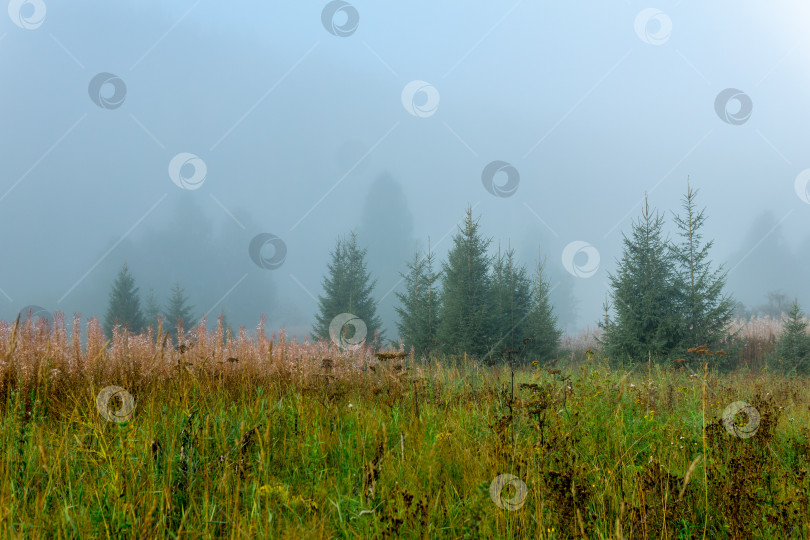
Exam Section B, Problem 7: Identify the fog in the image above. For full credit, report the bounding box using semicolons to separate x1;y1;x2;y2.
2;1;809;339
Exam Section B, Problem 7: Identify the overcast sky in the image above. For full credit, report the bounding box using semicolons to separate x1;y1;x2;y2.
2;1;809;338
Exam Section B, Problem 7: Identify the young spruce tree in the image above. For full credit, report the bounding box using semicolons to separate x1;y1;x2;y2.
490;246;533;354
525;254;562;362
670;181;735;355
312;232;383;342
775;299;810;375
104;263;146;338
163;282;197;337
395;246;441;357
437;207;493;359
602;195;678;363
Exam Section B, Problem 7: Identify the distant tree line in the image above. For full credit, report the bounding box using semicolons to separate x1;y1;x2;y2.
311;207;562;362
100;181;810;375
103;263;231;341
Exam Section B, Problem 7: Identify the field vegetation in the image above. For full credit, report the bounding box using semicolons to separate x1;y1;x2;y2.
1;315;809;538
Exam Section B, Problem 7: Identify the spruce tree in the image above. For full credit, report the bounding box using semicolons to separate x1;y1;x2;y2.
775;299;810;375
163;283;197;336
490;246;533;353
312;232;383;342
603;195;678;363
104;263;146;338
670;182;734;353
437;207;494;359
395;246;440;357
525;254;562;362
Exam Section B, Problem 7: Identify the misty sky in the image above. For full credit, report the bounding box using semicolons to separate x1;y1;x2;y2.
2;1;809;339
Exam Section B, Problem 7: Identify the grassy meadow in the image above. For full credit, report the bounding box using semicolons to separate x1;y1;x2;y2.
1;315;809;538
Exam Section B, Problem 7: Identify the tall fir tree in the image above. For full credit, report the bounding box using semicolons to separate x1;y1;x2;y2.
437;207;494;359
490;246;533;353
395;245;441;357
312;232;383;342
104;263;146;338
601;195;678;363
670;181;735;353
775;299;810;375
525;254;562;362
163;282;197;337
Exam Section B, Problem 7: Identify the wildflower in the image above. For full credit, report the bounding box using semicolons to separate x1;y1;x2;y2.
348;403;354;410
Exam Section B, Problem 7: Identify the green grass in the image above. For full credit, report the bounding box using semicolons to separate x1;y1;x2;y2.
2;349;810;539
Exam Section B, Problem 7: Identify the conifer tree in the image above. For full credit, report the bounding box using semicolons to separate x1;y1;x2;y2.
437;207;494;358
490;246;533;353
602;195;678;362
775;299;810;375
670;182;734;353
163;282;197;336
395;246;441;357
312;232;383;342
104;263;146;338
525;254;562;362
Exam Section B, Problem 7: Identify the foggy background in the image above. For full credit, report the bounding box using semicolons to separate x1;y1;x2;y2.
1;1;809;340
